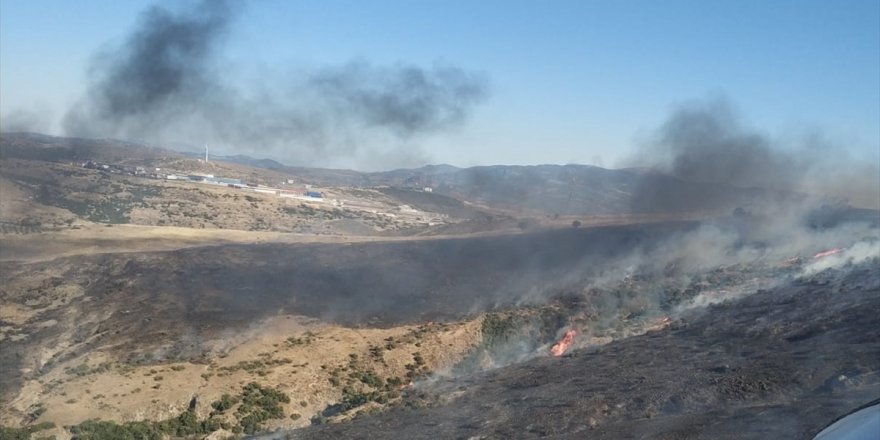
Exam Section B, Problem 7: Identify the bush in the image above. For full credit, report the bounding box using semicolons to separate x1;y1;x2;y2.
358;370;384;389
68;382;290;438
234;382;290;434
481;313;517;347
0;426;29;440
412;353;425;366
211;394;240;413
69;419;164;440
0;424;56;440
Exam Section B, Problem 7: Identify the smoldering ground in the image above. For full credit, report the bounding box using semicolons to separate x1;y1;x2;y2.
62;0;488;169
452;96;880;373
433;215;878;380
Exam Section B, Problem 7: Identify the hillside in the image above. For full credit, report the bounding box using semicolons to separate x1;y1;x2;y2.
1;132;803;233
278;261;880;440
1;132;878;439
3;213;876;439
0;133;509;236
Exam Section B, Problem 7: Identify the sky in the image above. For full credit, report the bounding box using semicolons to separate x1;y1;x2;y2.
1;0;878;170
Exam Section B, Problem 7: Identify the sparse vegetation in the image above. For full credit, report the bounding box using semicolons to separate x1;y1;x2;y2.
210;393;240;413
65;382;289;438
68;409;226;440
215;357;293;375
234;382;291;434
412;352;425;366
65;362;112;377
368;345;385;361
0;422;55;440
481;313;518;347
285;334;315;346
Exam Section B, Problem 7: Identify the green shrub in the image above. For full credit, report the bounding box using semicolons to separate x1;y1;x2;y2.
210;394;239;413
68;382;286;438
0;427;28;440
412;353;425;366
481;313;517;347
233;382;290;434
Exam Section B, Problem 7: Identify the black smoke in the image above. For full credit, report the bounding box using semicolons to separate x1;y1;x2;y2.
64;0;233;139
631;97;879;210
89;0;231;120
651;99;795;189
64;0;488;168
311;61;487;136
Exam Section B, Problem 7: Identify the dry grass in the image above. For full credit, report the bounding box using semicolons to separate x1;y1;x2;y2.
1;314;482;437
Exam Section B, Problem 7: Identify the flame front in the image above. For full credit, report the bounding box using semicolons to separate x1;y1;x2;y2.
646;316;672;332
550;330;577;357
813;248;842;259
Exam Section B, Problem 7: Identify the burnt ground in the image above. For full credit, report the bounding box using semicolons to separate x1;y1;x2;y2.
0;222;697;403
274;262;880;440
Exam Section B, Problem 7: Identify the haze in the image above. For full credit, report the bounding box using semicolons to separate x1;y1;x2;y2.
1;0;878;171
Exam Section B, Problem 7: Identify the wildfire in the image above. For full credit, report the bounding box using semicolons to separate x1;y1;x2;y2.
550;330;577;357
645;316;672;332
781;256;802;266
813;248;842;259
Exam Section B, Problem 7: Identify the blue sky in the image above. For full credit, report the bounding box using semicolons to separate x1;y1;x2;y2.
1;0;878;169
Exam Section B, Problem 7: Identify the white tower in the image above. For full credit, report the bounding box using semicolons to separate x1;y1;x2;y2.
205;143;209;163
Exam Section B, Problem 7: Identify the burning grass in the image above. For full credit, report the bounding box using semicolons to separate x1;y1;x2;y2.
291;258;880;440
442;249;835;377
2;212;876;438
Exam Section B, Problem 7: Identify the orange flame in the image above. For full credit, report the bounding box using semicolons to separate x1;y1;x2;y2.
646;316;672;332
813;248;842;259
550;330;577;357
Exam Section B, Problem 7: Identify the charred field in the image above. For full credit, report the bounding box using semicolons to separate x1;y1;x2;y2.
0;222;694;401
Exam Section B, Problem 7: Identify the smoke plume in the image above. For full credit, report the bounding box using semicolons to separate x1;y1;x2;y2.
63;0;488;168
1;106;54;134
632;97;879;209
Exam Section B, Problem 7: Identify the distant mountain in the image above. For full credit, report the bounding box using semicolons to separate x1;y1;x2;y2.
0;132;801;216
188;153;287;170
255;161;783;216
365;163;781;215
0;131;182;164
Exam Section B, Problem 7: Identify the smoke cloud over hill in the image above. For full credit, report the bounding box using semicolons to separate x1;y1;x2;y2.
632;97;879;209
0;106;53;134
63;0;488;168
